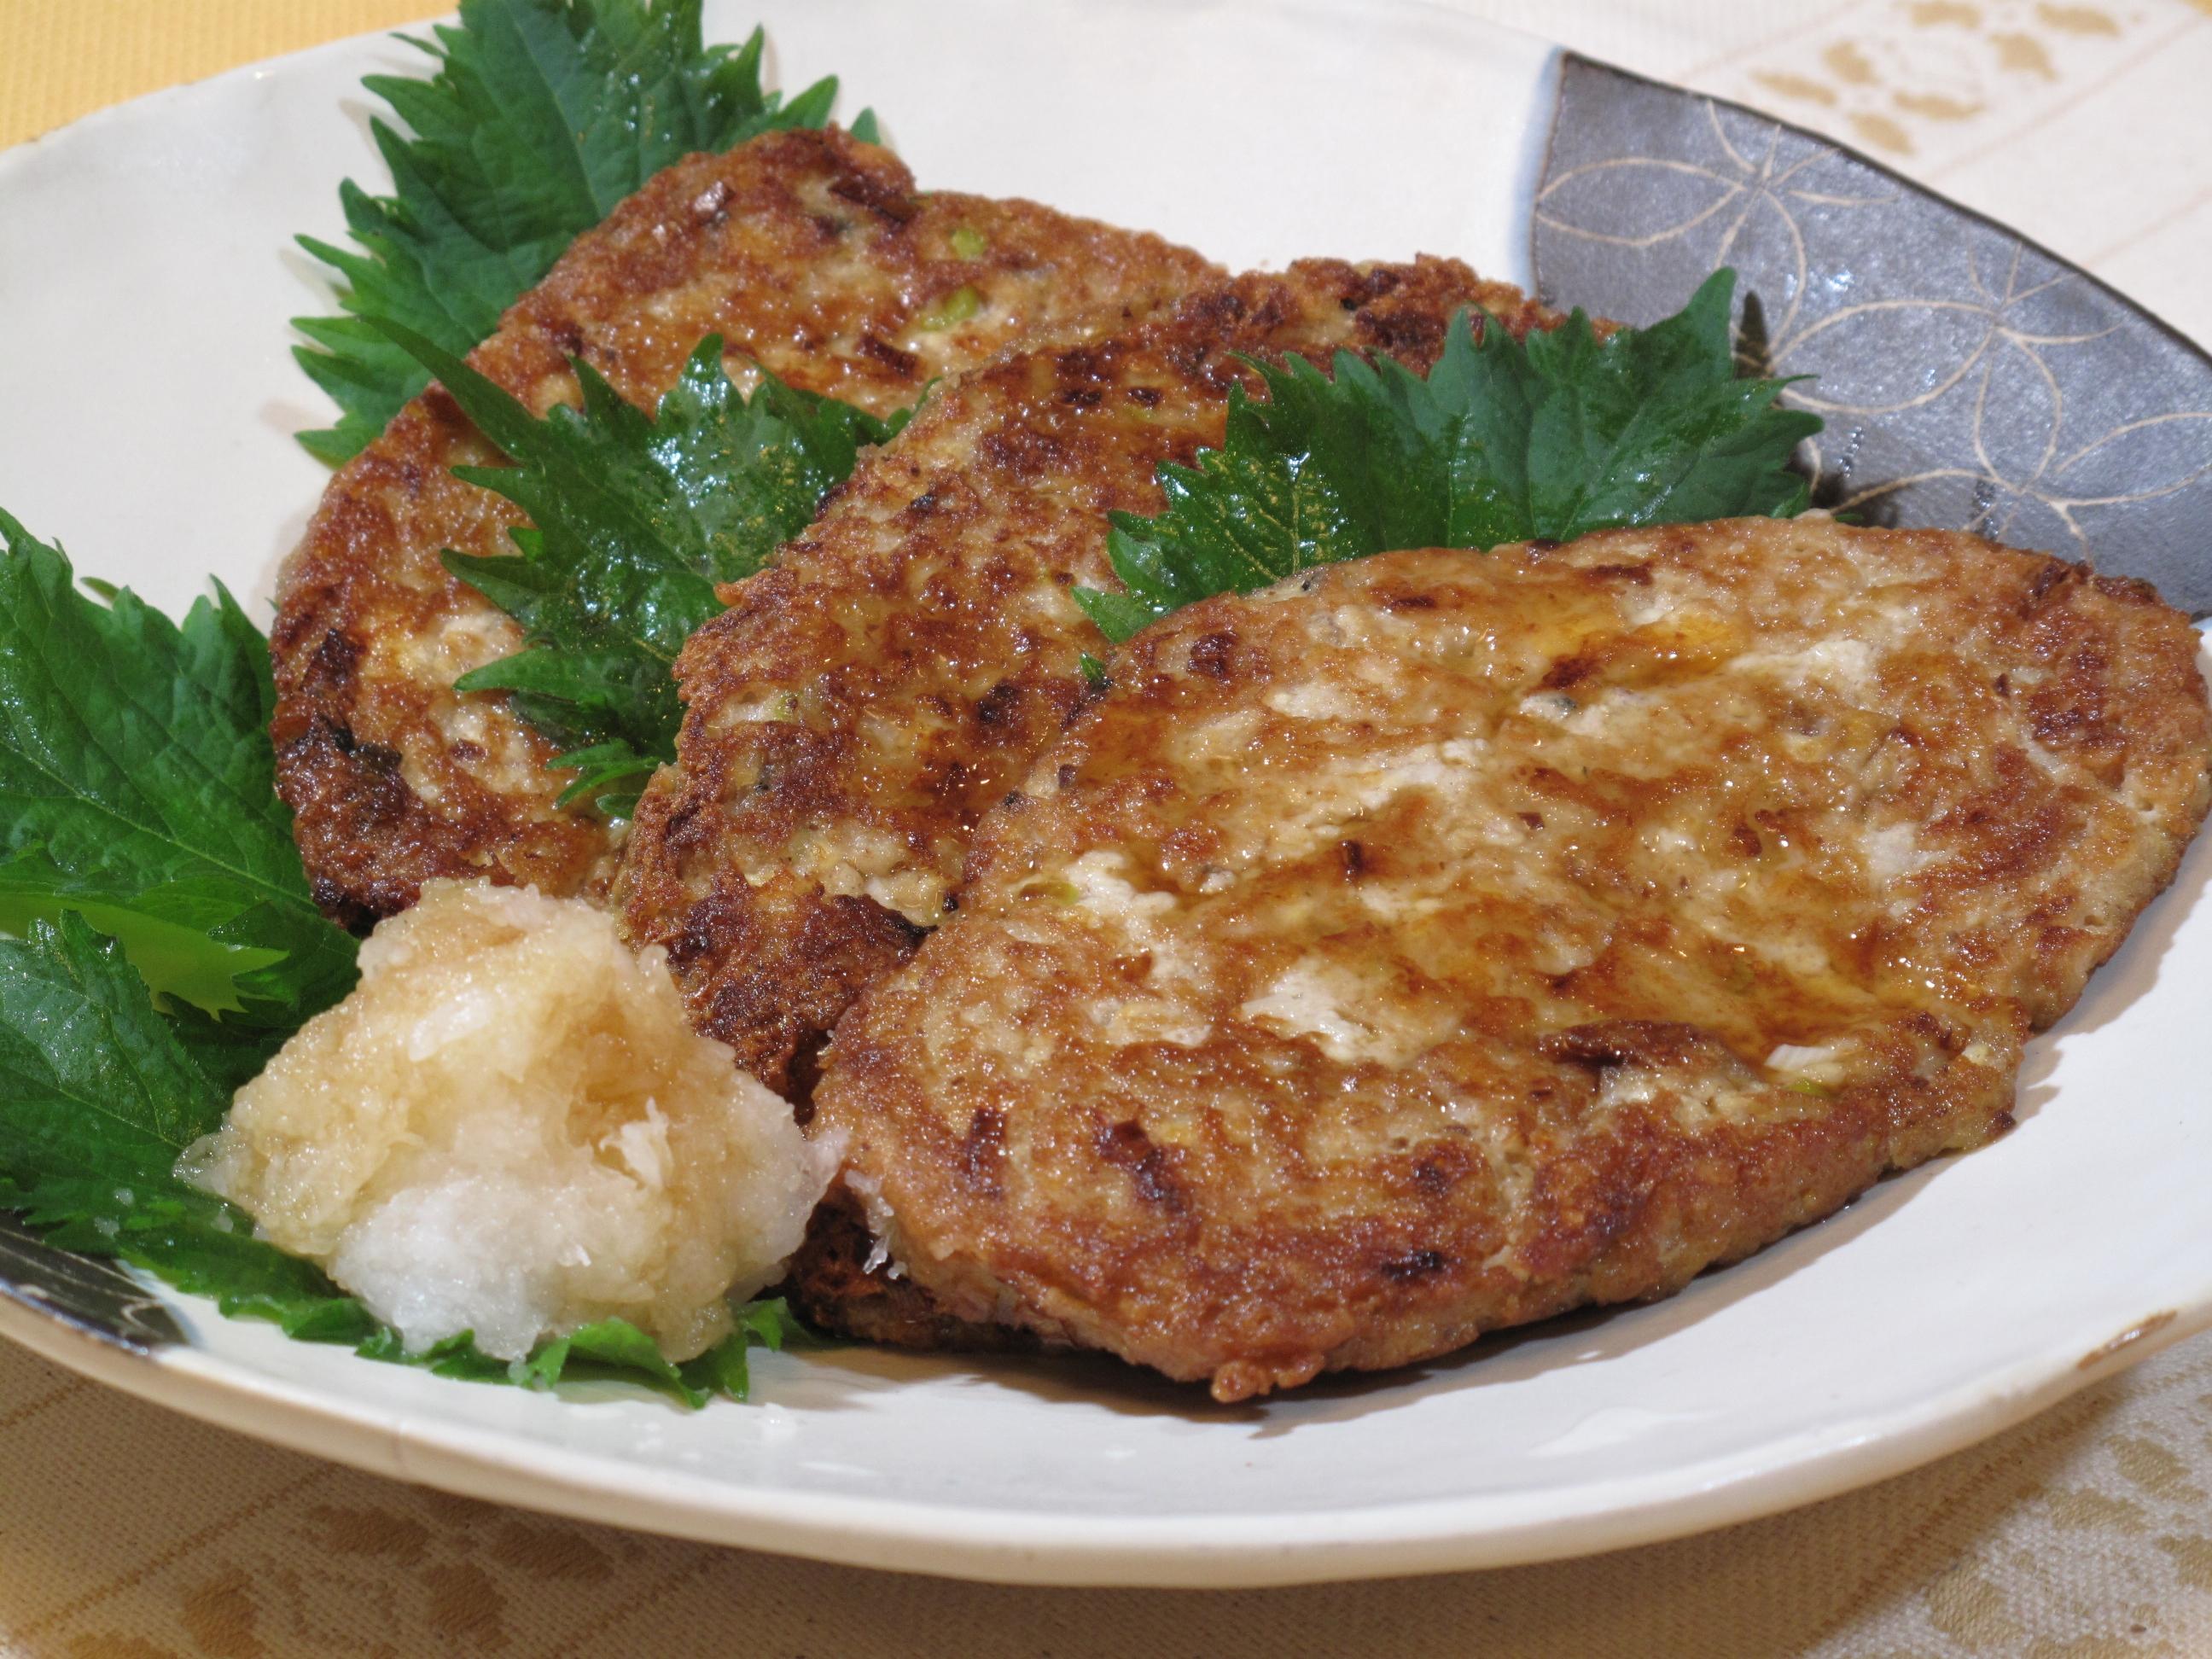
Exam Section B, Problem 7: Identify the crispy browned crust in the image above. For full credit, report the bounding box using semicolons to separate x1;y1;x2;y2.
619;257;1565;1090
271;127;1220;927
779;1186;1054;1354
811;526;2212;1401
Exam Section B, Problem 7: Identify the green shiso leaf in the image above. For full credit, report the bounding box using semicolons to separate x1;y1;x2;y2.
1076;269;1822;643
0;514;789;1406
0;911;356;1336
292;0;853;463
0;511;357;1027
373;322;905;797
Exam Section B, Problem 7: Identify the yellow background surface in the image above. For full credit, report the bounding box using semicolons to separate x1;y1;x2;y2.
0;3;437;148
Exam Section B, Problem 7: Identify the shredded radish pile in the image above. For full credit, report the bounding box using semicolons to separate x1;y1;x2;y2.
183;881;830;1361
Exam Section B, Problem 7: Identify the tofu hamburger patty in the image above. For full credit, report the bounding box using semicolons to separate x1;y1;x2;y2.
618;258;1570;1093
810;523;2212;1402
271;126;1220;926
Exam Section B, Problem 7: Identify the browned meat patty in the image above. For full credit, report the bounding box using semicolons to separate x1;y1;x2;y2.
618;258;1567;1093
271;126;1220;927
811;523;2212;1402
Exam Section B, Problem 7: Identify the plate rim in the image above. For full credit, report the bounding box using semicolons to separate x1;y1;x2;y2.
1;1277;2199;1587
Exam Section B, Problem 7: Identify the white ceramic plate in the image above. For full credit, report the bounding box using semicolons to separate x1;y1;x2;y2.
0;0;2208;1590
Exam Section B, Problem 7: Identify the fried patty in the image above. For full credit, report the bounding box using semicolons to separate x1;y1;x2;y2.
811;523;2212;1402
271;126;1220;927
619;259;1566;1092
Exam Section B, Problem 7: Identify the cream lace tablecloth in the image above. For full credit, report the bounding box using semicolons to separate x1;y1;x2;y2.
3;3;2209;1653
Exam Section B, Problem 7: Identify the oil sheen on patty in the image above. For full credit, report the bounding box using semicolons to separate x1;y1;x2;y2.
271;126;1220;926
811;522;2212;1401
619;258;1569;1094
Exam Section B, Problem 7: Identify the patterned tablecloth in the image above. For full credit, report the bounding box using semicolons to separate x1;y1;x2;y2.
2;3;2209;1653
